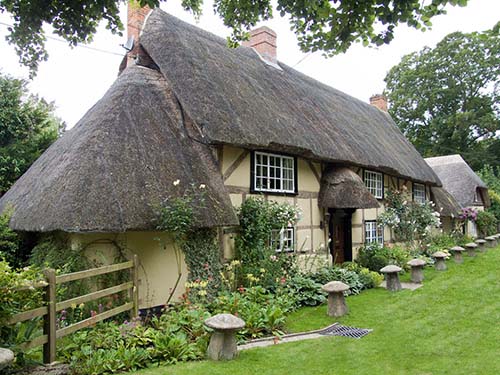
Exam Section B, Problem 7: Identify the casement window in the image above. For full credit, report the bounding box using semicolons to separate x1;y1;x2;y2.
365;220;384;245
413;183;426;204
271;227;295;253
364;170;383;199
253;151;296;194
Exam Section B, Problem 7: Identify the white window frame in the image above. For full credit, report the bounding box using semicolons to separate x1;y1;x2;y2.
364;170;383;199
365;221;384;245
413;183;426;204
271;226;295;253
254;151;295;193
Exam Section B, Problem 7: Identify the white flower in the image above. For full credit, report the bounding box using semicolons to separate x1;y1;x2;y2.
199;184;206;189
173;179;180;186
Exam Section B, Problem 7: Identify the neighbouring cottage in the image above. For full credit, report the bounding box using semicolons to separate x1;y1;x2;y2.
0;6;442;309
426;155;490;236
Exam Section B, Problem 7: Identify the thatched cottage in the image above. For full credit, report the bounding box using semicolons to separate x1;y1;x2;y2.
0;7;442;309
426;155;490;236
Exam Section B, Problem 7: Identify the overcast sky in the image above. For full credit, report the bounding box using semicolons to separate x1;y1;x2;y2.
0;0;499;128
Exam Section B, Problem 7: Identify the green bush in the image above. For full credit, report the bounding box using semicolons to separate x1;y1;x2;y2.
60;308;211;375
356;243;411;272
285;274;326;307
210;286;291;339
0;260;45;354
476;210;498;237
0;210;20;266
341;262;384;289
234;197;300;289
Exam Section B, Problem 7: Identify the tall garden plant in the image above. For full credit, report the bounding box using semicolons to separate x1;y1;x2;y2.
234;197;301;289
378;187;440;245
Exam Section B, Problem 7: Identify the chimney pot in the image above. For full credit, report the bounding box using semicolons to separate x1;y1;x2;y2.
242;26;277;64
370;94;388;112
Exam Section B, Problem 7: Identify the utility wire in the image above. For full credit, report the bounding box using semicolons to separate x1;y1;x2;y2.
0;21;124;57
292;52;313;68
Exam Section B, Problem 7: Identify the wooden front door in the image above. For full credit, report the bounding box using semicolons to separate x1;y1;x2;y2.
333;217;345;263
329;209;354;264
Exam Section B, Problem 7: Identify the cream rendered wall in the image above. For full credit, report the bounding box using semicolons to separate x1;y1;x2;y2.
221;146;325;258
222;146;432;262
70;231;188;309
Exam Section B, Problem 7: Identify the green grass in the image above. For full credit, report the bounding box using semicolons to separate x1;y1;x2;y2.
132;249;500;375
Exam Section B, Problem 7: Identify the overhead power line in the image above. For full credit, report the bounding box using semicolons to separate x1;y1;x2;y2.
0;21;124;57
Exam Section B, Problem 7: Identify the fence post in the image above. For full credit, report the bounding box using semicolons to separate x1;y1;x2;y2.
43;268;57;364
130;255;139;319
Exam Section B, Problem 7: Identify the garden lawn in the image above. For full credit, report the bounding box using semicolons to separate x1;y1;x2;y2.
132;248;500;375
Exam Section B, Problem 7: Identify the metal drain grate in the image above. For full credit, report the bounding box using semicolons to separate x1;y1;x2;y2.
319;324;372;339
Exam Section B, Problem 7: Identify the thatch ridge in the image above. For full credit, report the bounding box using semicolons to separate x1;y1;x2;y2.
426;155;490;208
140;9;440;185
0;66;238;232
319;167;380;209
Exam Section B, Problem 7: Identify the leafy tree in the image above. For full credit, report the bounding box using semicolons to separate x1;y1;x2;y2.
0;72;65;195
384;27;500;170
1;0;469;76
477;165;500;224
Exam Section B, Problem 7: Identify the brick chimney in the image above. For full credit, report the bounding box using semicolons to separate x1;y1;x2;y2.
242;26;277;64
126;1;151;67
369;94;388;112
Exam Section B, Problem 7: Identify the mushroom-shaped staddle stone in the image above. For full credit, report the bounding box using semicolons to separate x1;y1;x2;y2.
485;236;496;248
465;242;478;257
450;246;465;263
205;314;245;361
322;281;350;317
475;239;487;252
0;348;14;370
432;251;447;271
407;259;426;283
380;265;403;292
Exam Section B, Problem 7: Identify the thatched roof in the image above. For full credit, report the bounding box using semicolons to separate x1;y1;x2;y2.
430;187;462;218
0;9;442;233
426;155;490;208
319;167;379;209
0;66;238;232
139;9;440;186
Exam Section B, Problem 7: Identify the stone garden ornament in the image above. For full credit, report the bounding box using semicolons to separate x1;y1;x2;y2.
450;246;465;264
380;265;402;291
322;281;350;317
407;258;426;283
204;314;245;361
432;251;447;271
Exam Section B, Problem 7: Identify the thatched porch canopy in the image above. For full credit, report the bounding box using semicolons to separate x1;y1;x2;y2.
140;9;441;186
319;167;380;209
426;155;490;208
0;66;238;232
430;187;462;218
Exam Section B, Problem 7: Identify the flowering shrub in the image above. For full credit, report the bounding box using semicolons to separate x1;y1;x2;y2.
378;188;440;243
459;207;478;221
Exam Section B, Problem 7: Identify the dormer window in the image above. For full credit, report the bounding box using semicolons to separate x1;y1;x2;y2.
364;170;383;199
252;151;297;194
474;189;482;203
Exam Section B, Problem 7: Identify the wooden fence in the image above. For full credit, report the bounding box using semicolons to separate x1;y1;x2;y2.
6;255;139;364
